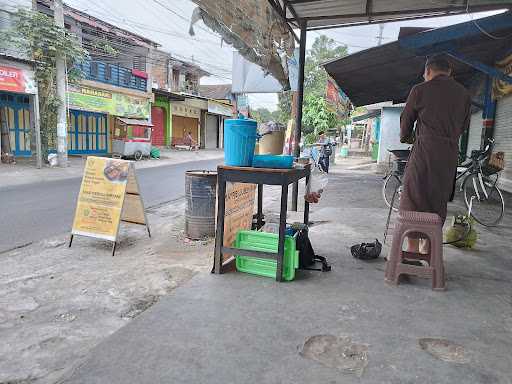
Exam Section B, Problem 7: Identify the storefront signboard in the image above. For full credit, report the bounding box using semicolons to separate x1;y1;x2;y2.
0;65;37;94
208;100;233;116
68;85;150;119
172;102;201;118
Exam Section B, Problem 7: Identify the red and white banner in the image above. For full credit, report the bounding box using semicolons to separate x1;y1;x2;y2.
0;65;36;94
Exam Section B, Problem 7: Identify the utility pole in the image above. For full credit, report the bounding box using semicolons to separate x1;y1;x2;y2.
32;0;42;168
54;0;68;166
377;24;385;46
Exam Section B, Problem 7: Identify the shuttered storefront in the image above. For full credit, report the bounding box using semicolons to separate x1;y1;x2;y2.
151;106;166;146
493;94;512;192
171;115;199;145
466;111;483;157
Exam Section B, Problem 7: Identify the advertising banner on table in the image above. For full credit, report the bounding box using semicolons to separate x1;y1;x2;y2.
222;182;256;262
0;65;37;94
68;85;150;119
70;157;150;255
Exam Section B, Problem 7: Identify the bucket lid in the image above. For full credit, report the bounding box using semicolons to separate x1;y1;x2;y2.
225;118;257;127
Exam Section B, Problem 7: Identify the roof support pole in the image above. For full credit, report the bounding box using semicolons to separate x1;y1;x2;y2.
446;50;512;84
481;75;497;148
291;20;307;212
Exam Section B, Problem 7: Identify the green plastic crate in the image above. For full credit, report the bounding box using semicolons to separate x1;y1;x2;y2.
235;230;299;281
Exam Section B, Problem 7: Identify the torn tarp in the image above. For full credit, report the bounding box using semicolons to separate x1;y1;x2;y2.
190;0;295;90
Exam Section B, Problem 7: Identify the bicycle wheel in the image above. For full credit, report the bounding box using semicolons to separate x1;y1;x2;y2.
463;172;505;227
382;174;402;211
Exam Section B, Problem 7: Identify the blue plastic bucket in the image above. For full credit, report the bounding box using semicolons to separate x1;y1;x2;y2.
224;118;258;166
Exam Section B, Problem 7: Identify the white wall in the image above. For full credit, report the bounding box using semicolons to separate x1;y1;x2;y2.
377;106;408;164
466;111;483;157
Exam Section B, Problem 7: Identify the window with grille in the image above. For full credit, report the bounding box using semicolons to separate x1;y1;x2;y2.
133;55;147;72
123;71;131;85
90;62;98;78
105;64;112;80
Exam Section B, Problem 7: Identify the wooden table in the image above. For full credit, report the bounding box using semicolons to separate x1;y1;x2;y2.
213;164;311;282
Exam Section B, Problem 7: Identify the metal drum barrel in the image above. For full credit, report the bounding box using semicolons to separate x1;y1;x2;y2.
185;170;217;239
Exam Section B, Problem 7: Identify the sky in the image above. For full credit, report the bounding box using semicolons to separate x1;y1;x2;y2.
62;0;501;111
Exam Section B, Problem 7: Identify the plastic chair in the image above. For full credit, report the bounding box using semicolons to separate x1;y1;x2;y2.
385;211;445;291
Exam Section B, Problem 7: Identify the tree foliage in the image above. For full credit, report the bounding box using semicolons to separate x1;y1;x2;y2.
276;35;349;135
304;35;348;98
302;94;338;132
251;107;280;124
6;9;88;160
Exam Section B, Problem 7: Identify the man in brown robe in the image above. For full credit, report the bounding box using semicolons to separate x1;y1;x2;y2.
400;55;471;252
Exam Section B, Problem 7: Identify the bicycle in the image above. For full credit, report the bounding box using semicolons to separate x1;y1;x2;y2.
382;148;410;211
382;139;505;227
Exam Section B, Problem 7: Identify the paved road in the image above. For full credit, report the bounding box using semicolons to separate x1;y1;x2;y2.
0;159;222;253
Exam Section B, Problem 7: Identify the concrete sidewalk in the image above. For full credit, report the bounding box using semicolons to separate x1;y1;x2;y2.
0;149;223;188
62;163;512;384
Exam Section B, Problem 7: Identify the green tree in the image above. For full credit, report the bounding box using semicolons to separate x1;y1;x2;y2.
6;9;88;160
304;35;348;98
302;94;338;138
276;35;349;129
251;107;273;123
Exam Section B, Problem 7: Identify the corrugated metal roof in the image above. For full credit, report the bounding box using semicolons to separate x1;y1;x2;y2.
282;0;511;29
323;12;512;106
199;84;232;100
352;109;381;122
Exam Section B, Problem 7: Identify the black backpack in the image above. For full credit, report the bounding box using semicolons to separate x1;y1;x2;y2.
296;228;331;272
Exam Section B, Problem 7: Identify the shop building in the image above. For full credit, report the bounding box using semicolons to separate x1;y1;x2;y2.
0;1;42;165
151;88;185;147
0;55;41;163
204;100;233;149
199;84;235;149
170;96;205;147
38;0;159;156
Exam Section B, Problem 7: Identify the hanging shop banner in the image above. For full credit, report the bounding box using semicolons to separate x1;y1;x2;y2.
0;65;37;94
208;100;233;116
68;85;150;119
326;77;351;117
70;157;150;255
222;182;256;262
493;54;512;100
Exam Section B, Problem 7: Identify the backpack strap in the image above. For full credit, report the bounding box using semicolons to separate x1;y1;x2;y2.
301;254;331;272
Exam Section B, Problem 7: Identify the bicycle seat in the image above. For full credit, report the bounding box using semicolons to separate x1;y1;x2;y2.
388;149;411;160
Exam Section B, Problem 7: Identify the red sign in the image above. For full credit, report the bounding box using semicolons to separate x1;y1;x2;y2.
326;78;340;106
0;66;25;93
0;65;36;94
